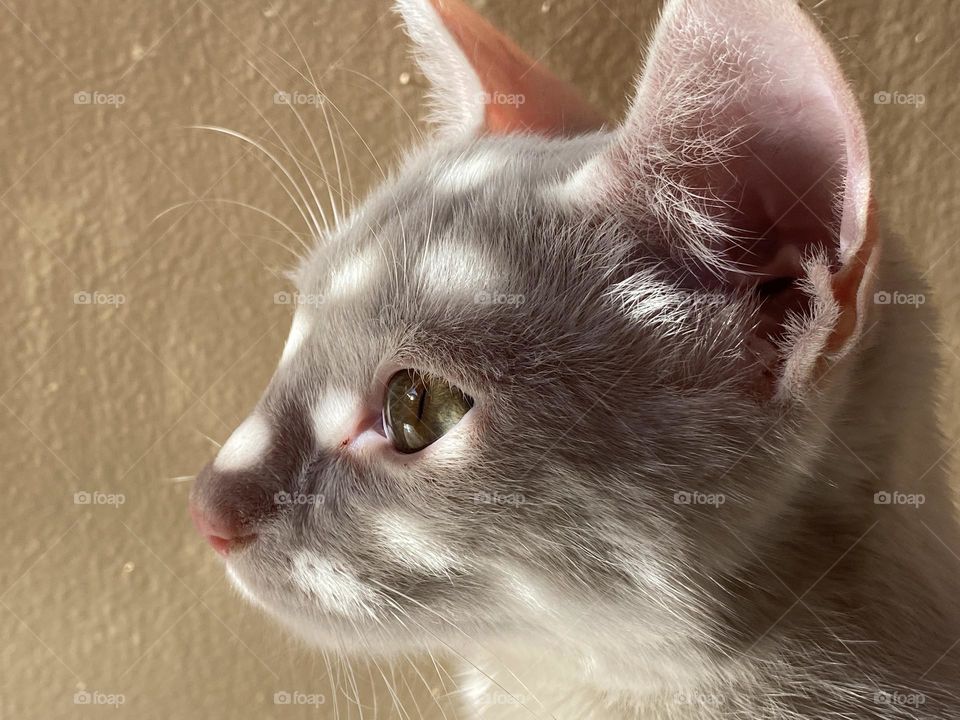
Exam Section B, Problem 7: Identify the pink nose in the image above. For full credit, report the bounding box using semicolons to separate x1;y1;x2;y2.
189;502;257;557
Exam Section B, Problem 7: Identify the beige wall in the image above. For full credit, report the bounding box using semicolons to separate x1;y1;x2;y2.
1;1;958;718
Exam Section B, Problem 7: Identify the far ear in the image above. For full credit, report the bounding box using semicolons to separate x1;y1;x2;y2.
395;0;606;138
566;0;877;399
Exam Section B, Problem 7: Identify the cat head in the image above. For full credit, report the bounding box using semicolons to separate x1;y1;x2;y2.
191;0;877;663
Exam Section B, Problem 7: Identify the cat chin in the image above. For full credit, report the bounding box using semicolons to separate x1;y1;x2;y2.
225;560;446;654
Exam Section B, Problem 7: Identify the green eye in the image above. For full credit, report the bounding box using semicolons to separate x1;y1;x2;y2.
383;370;474;453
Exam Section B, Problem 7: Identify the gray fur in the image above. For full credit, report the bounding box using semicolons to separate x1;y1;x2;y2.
191;1;960;717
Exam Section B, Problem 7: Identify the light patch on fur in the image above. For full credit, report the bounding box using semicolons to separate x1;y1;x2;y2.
418;241;499;299
310;387;359;448
225;564;267;609
435;149;508;193
213;414;272;472
279;308;312;366
549;154;606;207
326;245;381;299
374;511;461;574
499;564;549;613
290;553;377;617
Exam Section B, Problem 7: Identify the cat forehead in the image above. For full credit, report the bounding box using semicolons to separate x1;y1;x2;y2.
294;134;610;295
270;132;623;391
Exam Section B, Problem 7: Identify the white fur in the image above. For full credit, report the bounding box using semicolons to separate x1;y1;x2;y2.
279;307;312;366
310;387;359;448
213;414;272;472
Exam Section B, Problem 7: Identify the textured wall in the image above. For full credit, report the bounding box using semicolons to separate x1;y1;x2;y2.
1;1;958;718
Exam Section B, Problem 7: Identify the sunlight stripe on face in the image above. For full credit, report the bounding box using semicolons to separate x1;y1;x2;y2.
214;414;272;473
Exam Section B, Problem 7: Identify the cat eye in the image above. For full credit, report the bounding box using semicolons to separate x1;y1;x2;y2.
383;370;474;453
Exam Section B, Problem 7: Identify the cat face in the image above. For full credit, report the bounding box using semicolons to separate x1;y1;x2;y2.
191;0;878;658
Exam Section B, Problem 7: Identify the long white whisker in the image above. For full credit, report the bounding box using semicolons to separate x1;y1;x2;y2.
206;68;328;235
404;649;451;720
233;231;306;261
266;19;349;222
336;66;424;144
241;59;342;230
154;196;310;255
187;126;321;241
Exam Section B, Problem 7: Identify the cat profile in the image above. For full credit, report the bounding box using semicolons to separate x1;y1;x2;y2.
190;0;960;717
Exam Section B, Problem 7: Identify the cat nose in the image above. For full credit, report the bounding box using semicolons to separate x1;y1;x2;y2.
189;461;280;556
189;497;254;556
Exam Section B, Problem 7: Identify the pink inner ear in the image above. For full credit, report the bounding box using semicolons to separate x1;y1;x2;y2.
428;0;606;136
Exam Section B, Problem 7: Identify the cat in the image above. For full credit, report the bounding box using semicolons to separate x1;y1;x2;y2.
190;0;960;717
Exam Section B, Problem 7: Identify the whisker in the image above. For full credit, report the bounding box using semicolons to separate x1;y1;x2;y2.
240;58;342;230
336;66;425;144
197;431;222;449
188;124;323;241
233;232;306;262
155;196;310;255
267;17;349;221
204;67;329;235
403;649;451;720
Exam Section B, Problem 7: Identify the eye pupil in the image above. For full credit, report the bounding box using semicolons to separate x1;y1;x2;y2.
383;370;473;453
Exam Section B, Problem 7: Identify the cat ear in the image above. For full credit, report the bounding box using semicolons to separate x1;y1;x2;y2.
566;0;877;399
395;0;606;137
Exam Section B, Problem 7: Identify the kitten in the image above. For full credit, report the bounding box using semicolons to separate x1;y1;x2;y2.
190;0;960;717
